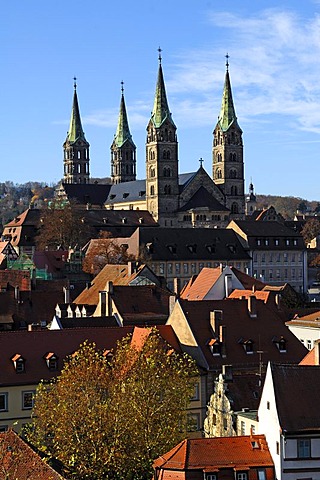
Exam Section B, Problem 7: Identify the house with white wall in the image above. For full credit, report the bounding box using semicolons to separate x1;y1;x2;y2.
258;362;320;480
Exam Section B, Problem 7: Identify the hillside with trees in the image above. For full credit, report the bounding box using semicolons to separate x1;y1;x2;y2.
256;194;320;219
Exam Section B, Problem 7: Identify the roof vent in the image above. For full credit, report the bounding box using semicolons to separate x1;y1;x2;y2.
123;193;129;198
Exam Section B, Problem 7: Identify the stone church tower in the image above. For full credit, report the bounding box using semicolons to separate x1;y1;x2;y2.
213;58;245;217
111;82;136;184
63;79;90;184
146;50;179;227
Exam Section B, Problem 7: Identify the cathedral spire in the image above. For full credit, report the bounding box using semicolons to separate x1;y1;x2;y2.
151;48;175;128
110;82;136;184
67;77;86;143
218;55;238;132
63;78;90;184
114;81;135;148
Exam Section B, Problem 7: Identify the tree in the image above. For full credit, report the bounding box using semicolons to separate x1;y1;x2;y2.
82;232;135;275
301;218;320;244
27;333;197;480
36;201;93;250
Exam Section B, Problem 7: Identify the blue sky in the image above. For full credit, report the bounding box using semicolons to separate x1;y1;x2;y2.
2;0;320;200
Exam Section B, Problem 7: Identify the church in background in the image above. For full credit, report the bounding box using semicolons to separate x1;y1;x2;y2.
58;51;246;228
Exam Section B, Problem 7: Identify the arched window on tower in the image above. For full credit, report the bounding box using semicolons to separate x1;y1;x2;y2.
216;169;222;179
163;167;171;177
231;202;239;214
149;167;155;178
229;169;237;179
150;185;155;196
231;185;238;196
217;153;222;162
164;185;171;194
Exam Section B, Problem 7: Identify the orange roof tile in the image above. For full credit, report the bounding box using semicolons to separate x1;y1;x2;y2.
180;267;222;300
153;435;274;471
0;429;65;479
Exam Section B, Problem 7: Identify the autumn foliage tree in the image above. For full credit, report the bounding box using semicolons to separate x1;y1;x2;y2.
36;201;93;250
82;232;135;275
27;333;197;480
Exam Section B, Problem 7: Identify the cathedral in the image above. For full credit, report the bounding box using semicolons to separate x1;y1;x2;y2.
60;52;246;228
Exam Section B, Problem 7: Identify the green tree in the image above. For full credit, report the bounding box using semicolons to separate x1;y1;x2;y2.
27;334;197;480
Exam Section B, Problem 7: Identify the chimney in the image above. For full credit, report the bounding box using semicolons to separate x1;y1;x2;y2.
173;278;181;296
63;286;70;304
252;285;256;293
225;274;232;297
127;261;136;276
248;295;257;318
210;310;223;333
219;325;227;357
169;295;176;315
275;294;281;310
14;286;20;302
99;291;107;317
315;340;320;366
104;281;114;316
222;364;233;381
220;263;223;273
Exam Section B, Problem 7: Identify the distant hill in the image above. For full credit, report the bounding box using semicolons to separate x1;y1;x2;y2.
255;195;320;220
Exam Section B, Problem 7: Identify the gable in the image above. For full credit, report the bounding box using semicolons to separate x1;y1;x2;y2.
179;167;225;207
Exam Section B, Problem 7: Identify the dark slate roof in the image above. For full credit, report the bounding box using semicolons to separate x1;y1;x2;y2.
271;363;320;433
178;186;229;212
106;172;197;204
138;227;251;261
232;220;303;238
62;183;111;206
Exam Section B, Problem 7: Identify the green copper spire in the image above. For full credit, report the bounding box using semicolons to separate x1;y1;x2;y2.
114;82;135;148
218;55;238;132
151;48;175;128
67;78;86;143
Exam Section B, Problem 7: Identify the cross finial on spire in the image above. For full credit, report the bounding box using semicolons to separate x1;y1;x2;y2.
121;80;124;94
199;157;204;167
73;76;77;90
158;46;162;64
225;53;229;71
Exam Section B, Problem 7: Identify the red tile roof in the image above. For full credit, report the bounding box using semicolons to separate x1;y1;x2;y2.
0;325;179;386
175;298;307;370
229;289;271;303
74;264;154;305
180;267;222;300
153;435;274;471
0;429;65;479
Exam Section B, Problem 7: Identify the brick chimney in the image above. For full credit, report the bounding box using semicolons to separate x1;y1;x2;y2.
248;295;257;318
173;278;181;296
219;325;227;357
224;274;232;297
63;286;70;304
210;310;223;333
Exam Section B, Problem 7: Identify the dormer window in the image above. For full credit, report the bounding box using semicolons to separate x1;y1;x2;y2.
11;354;25;373
206;244;216;254
187;244;197;253
208;338;220;356
45;352;58;370
273;336;287;352
167;244;177;254
238;339;254;354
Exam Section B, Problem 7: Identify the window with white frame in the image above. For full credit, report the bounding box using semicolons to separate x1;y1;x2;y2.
190;382;200;401
0;393;8;412
22;390;35;410
207;475;217;480
258;469;266;480
297;438;311;458
237;473;247;480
